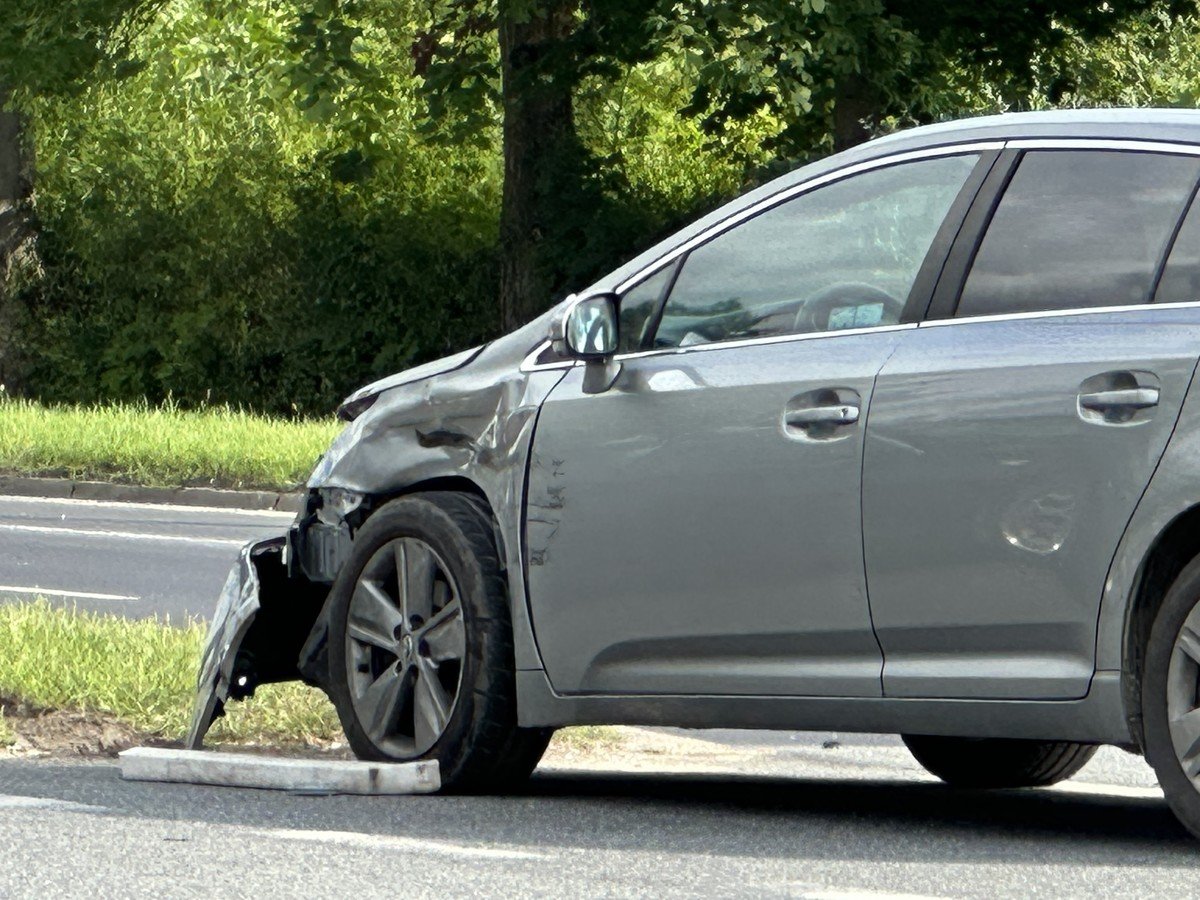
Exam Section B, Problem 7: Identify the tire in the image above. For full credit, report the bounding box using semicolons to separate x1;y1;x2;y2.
326;491;552;792
1141;554;1200;839
902;734;1097;789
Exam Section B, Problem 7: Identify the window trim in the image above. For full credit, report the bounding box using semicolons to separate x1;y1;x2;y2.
523;137;1200;373
918;298;1200;330
939;140;1200;322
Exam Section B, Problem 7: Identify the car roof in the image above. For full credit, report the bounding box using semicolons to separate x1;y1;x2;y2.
853;108;1200;156
588;108;1200;297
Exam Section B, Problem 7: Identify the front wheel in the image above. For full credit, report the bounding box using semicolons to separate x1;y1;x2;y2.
326;492;552;791
902;734;1097;789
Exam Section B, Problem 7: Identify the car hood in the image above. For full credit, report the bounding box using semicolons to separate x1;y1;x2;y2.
311;306;564;491
337;345;487;418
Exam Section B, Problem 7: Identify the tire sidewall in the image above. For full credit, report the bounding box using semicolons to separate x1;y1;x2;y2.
1142;556;1200;837
326;495;498;780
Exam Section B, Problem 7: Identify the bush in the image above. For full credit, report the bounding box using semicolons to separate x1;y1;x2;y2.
2;0;775;414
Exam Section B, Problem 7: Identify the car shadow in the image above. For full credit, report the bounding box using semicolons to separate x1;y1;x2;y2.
4;760;1194;863
512;768;1193;860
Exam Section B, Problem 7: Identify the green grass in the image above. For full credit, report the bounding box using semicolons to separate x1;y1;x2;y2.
0;600;623;754
0;600;341;747
551;725;624;752
0;397;341;491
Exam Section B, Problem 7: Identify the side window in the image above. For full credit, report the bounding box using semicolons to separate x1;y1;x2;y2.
1156;189;1200;304
957;150;1200;318
617;264;674;352
651;154;979;349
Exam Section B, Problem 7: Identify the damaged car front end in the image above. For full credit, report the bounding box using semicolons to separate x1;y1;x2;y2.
186;312;570;750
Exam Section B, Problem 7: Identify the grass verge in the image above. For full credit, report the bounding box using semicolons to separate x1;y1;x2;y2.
0;601;621;755
0;398;341;491
0;600;341;748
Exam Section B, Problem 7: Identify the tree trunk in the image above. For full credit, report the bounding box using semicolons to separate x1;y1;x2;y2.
0;86;36;392
497;0;579;332
0;87;34;273
832;73;876;152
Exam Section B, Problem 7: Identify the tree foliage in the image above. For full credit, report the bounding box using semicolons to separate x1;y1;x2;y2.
3;0;1200;413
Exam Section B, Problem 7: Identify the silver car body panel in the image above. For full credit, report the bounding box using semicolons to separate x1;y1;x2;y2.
864;306;1200;700
303;310;572;677
192;110;1200;748
525;329;908;697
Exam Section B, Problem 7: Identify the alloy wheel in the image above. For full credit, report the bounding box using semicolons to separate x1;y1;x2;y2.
1167;601;1200;785
344;537;466;756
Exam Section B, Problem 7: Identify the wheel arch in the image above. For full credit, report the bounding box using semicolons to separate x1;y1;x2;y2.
364;476;506;569
1123;502;1200;750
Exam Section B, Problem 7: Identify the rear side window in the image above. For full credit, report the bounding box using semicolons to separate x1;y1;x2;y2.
957;150;1200;318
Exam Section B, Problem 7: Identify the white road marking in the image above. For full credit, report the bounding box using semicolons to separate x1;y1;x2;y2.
0;494;296;518
0;522;245;548
1051;781;1164;800
0;585;139;602
800;891;945;900
259;828;548;860
0;794;109;814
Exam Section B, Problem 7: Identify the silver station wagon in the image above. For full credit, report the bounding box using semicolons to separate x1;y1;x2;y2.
193;109;1200;839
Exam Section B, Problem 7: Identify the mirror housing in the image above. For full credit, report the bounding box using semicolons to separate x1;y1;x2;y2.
556;293;619;361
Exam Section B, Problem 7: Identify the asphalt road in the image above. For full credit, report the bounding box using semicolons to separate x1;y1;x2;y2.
1;735;1195;898
0;496;295;622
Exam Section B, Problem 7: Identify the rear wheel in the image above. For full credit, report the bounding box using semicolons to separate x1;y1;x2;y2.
1142;555;1200;839
902;734;1096;788
326;492;552;791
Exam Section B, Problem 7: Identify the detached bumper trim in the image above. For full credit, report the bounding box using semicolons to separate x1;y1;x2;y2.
186;536;285;749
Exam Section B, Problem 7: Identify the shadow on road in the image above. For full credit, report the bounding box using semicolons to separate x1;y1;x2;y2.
2;761;1193;862
522;769;1192;858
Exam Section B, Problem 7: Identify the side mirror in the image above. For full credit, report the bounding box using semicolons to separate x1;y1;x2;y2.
559;293;619;360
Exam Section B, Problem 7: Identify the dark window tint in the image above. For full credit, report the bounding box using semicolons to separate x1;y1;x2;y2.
1156;190;1200;304
651;154;979;348
618;264;674;352
957;151;1200;318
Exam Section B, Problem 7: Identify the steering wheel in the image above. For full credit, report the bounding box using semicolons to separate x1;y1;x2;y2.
793;283;904;334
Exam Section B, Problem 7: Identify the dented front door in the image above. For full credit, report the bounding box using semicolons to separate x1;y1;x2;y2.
524;332;906;698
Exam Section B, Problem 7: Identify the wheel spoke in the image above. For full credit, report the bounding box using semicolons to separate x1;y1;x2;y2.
348;580;402;650
396;539;436;625
1179;624;1200;667
1172;707;1200;779
420;601;465;663
355;666;408;744
413;659;452;753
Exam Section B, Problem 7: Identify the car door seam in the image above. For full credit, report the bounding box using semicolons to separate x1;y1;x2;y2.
518;367;574;675
860;335;909;696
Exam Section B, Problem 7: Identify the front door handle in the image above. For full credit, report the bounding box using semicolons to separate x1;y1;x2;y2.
785;405;860;427
783;387;862;441
1078;387;1160;412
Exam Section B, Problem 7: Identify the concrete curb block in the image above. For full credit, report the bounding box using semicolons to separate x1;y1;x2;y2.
118;747;441;795
0;476;304;512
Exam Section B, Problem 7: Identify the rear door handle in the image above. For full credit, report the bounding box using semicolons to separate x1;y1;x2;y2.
1078;387;1159;412
785;405;860;427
